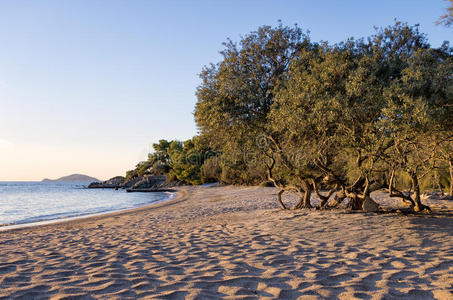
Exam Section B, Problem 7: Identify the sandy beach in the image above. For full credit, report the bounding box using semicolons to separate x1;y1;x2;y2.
0;185;452;299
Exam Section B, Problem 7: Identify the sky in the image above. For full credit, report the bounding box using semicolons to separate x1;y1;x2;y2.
0;0;451;181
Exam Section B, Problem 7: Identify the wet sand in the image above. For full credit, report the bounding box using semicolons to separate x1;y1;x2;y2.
0;185;452;299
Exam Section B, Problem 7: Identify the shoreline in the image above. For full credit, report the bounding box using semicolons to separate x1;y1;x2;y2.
0;190;180;233
0;185;452;299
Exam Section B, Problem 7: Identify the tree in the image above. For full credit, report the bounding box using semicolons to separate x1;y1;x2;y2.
379;26;453;211
125;139;172;181
191;21;452;213
166;137;217;185
195;23;311;185
266;42;347;209
267;36;389;210
265;22;451;212
420;43;453;197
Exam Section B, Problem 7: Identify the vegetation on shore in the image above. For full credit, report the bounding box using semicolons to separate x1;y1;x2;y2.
122;20;452;213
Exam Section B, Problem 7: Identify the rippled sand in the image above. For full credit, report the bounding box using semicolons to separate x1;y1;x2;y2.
0;185;452;299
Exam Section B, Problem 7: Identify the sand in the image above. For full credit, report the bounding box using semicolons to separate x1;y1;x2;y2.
0;185;452;299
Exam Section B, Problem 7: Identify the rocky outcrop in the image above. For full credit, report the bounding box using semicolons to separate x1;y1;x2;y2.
88;176;125;188
133;175;166;189
121;177;143;189
88;174;172;192
126;175;167;192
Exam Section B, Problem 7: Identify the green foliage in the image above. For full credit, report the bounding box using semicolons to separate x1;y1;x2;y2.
420;167;450;192
125;139;172;181
124;21;452;203
167;139;200;184
125;137;219;185
194;23;311;185
193;21;453;206
200;156;222;183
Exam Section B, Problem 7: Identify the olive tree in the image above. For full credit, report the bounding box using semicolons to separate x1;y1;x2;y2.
195;23;311;185
379;26;453;212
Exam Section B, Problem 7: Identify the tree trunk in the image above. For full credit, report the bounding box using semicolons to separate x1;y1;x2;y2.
349;193;364;210
303;187;312;208
331;187;346;207
409;171;422;211
389;169;415;208
345;177;370;210
302;180;312;208
311;179;337;208
449;160;453;197
293;180;312;209
409;171;431;212
276;189;287;210
319;195;329;207
434;171;443;196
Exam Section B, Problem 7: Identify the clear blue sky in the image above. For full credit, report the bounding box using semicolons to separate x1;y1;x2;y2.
0;0;451;181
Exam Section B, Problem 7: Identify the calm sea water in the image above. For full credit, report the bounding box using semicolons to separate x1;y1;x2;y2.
0;182;172;226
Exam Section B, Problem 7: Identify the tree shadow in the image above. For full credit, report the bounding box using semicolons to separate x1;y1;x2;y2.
406;210;453;235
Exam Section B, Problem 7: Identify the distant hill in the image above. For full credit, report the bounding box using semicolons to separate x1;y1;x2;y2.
41;174;101;183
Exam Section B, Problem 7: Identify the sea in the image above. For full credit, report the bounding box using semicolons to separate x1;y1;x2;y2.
0;181;173;229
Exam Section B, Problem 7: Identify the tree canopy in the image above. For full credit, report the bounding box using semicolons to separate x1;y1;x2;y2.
193;22;453;212
125;21;452;213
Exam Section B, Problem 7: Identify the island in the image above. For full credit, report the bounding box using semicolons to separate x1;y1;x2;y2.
41;174;101;183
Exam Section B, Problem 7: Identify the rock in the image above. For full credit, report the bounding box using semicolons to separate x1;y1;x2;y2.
130;175;166;190
87;182;102;188
121;176;143;188
88;176;125;188
362;197;379;212
88;174;171;191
